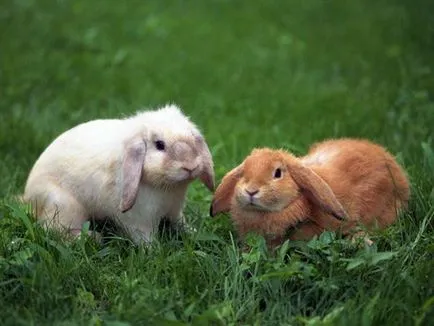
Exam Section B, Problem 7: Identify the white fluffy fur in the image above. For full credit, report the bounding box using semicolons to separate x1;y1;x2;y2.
24;104;214;243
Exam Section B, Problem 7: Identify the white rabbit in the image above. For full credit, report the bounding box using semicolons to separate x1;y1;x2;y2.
23;104;215;243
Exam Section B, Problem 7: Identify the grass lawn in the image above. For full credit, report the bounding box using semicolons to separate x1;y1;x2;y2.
1;0;433;325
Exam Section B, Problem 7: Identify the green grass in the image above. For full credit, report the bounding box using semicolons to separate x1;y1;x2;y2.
1;0;433;325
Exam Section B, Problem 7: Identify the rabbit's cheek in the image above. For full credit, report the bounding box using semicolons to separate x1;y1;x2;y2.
235;191;249;207
259;191;291;211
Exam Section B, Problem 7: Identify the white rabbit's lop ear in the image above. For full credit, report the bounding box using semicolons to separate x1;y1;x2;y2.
196;135;215;191
120;138;147;213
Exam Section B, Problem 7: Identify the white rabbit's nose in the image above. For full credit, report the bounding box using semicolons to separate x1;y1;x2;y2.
182;164;199;175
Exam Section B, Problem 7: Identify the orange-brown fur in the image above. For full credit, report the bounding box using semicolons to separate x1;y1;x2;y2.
300;139;410;233
211;138;410;248
231;194;310;243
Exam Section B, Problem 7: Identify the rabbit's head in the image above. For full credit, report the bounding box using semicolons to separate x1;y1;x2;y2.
232;149;300;212
120;104;214;212
140;106;213;188
210;148;347;220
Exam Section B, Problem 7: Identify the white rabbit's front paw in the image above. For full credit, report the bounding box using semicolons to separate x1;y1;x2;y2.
182;223;198;234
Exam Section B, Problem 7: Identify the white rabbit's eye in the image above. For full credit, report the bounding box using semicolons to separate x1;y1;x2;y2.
274;168;282;179
155;140;166;151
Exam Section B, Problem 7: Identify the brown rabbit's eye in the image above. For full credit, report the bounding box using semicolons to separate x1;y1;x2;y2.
274;168;282;178
155;140;166;151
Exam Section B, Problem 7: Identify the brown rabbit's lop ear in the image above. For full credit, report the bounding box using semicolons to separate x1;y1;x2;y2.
120;137;147;213
210;163;244;217
287;162;348;221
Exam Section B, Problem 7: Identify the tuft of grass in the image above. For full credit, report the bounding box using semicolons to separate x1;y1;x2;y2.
1;0;433;325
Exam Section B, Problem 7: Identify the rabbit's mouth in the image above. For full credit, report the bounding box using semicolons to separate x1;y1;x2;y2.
245;203;270;212
246;202;261;209
239;197;273;212
234;191;272;212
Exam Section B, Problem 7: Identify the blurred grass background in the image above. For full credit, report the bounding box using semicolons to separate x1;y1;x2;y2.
0;0;433;325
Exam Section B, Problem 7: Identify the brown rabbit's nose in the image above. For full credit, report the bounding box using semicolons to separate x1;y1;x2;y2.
245;189;259;197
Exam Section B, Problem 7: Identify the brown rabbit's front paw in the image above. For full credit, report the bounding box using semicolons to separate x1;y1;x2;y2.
350;231;374;247
266;235;286;250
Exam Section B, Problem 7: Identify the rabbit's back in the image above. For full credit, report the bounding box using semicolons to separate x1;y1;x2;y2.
24;119;135;214
302;139;410;228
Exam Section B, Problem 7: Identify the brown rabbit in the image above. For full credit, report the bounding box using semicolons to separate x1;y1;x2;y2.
210;138;410;248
